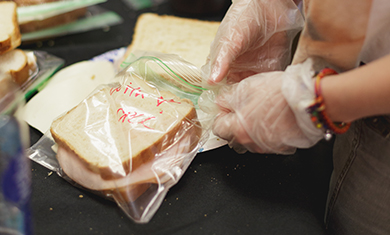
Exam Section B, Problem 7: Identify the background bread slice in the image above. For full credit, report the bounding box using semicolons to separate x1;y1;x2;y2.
50;75;201;180
124;13;220;69
0;2;21;55
0;49;34;86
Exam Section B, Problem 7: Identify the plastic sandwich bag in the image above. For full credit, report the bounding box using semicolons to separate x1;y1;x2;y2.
18;0;123;42
27;51;215;223
17;0;107;22
22;50;65;100
2;49;64;101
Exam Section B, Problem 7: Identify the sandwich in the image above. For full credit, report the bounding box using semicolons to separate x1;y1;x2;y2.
0;49;36;86
0;1;21;55
50;71;202;201
0;1;36;87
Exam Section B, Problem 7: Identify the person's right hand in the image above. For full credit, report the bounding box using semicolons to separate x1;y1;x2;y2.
202;0;304;85
210;58;326;154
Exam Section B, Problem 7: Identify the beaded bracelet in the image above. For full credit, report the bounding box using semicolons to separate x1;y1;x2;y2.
306;68;351;140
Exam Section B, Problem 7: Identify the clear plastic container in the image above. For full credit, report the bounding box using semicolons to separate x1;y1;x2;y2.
0;75;32;235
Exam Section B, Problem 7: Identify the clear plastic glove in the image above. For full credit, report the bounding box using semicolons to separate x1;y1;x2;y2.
212;58;324;154
202;0;304;85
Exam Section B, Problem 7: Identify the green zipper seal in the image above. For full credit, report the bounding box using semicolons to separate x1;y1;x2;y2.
121;56;207;92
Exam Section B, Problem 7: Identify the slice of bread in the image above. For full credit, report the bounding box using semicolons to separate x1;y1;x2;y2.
0;2;21;55
0;49;34;86
124;13;220;69
50;74;201;181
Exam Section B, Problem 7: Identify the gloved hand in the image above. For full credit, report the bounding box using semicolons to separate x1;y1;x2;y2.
212;59;324;154
202;0;304;85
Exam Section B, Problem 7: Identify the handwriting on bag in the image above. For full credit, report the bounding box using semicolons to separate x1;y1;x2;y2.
110;82;181;129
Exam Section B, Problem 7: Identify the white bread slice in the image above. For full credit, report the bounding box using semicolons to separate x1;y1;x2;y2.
0;2;21;55
50;74;201;181
124;13;220;69
0;49;32;86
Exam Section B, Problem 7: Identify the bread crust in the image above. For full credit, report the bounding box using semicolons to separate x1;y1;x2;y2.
11;63;30;86
0;41;11;55
51;94;202;181
8;49;30;86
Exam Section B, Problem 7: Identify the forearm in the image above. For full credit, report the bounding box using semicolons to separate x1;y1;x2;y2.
321;54;390;122
292;0;371;71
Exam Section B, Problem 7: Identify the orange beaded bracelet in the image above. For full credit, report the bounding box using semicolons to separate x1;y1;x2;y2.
306;68;351;140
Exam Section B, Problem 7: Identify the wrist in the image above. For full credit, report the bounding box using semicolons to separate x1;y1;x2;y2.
281;58;325;145
306;68;351;137
321;75;348;122
282;58;351;144
320;69;364;123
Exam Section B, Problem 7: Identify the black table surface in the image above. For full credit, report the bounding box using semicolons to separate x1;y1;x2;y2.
22;1;334;234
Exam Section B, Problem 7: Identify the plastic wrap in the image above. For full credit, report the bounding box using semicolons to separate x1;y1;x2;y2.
22;50;65;100
27;52;214;223
17;0;106;23
18;0;123;42
0;76;32;235
1;49;64;100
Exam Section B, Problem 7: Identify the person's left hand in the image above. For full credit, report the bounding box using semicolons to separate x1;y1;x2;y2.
213;69;322;154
